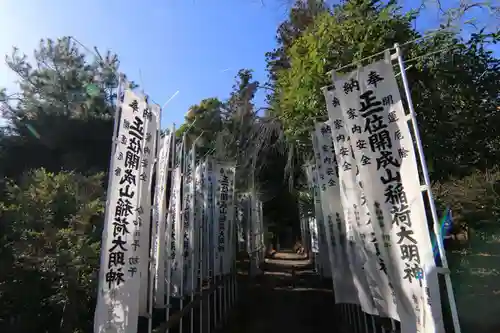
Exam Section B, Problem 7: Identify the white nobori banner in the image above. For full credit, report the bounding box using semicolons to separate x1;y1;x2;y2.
168;142;184;298
333;58;444;333
312;123;361;305
153;130;173;308
194;162;204;283
304;165;320;254
137;103;159;316
310;164;329;275
323;85;399;320
200;160;213;280
212;162;236;276
323;85;398;319
94;88;147;333
182;146;197;294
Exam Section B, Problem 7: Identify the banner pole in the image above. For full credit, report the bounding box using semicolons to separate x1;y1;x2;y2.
394;43;461;333
390;318;396;332
348;304;354;329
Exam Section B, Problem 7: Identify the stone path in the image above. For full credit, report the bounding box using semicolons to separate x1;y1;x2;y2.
220;252;340;333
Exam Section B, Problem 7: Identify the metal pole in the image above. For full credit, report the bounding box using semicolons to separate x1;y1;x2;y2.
361;309;368;333
224;273;228;321
356;307;362;333
351;306;357;333
349;305;354;329
352;305;357;330
218;265;223;324
371;315;377;333
394;43;461;333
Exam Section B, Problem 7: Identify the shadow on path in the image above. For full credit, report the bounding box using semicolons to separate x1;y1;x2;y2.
220;252;340;333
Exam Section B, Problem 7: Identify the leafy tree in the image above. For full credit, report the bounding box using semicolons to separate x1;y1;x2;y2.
0;37;125;333
0;169;105;333
177;69;300;231
176;97;224;157
0;37;123;179
408;31;500;180
265;0;330;83
275;0;417;143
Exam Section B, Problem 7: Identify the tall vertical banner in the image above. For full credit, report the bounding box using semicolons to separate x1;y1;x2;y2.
206;159;215;279
310;165;329;274
241;194;254;257
182;147;197;293
312;122;362;305
168;142;184;298
94;88;147;333
153;130;173;307
333;58;444;333
323;86;398;319
310;160;332;278
304;165;320;254
297;193;312;252
137;103;159;315
251;193;262;261
235;194;246;253
257;199;265;261
201;160;213;280
194;162;204;283
213;162;236;275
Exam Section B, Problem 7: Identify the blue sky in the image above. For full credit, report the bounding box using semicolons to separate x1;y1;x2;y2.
0;0;496;129
0;0;289;128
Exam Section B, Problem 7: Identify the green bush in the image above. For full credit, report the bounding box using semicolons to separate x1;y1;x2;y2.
0;168;105;333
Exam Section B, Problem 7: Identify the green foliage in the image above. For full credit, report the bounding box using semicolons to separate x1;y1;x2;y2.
0;37;118;333
265;0;330;83
433;168;500;231
180;69;298;229
408;31;500;181
0;37;123;179
176;97;224;156
275;0;417;144
0;168;105;333
180;69;288;195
